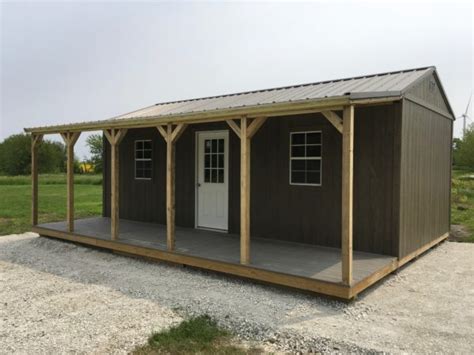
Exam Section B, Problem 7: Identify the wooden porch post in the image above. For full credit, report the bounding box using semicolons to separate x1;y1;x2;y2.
31;134;43;226
342;105;354;285
226;116;267;265
240;116;251;264
104;128;127;240
157;123;187;251
60;132;81;232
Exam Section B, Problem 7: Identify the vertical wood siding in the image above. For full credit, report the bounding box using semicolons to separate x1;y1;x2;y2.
408;72;450;113
398;99;452;258
104;107;400;256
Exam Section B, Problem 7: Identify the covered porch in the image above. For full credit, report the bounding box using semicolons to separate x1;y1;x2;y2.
27;95;399;299
34;217;397;298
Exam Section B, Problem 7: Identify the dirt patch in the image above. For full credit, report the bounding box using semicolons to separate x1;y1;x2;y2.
450;224;472;241
1;233;473;353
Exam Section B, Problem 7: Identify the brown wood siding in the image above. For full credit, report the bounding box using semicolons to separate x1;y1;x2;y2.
398;99;452;258
104;107;400;256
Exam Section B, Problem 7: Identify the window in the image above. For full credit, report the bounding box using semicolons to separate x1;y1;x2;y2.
135;140;152;179
204;138;225;183
289;131;322;186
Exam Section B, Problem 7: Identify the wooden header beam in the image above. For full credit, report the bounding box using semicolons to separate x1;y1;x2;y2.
104;128;128;240
341;105;354;285
31;134;43;226
60;132;81;232
157;123;188;251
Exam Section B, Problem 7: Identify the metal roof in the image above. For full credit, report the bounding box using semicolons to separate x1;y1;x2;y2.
115;66;432;120
25;66;450;133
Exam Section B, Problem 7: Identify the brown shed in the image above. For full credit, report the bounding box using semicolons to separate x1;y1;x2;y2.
25;66;454;299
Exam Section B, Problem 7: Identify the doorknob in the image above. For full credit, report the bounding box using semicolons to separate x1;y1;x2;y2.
197;183;201;187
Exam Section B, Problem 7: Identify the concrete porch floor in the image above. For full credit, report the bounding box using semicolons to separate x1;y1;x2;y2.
38;217;395;284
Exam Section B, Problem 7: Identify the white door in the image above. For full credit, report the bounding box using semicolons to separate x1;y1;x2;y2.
196;131;229;231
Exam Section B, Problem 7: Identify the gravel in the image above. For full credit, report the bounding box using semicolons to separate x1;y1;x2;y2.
1;233;473;354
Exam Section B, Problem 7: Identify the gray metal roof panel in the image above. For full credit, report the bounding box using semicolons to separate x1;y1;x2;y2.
111;67;434;120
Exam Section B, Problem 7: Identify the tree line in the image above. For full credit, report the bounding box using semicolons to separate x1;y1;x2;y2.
0;133;103;176
453;123;474;169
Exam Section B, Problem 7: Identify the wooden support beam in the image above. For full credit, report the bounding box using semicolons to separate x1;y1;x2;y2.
247;117;267;138
226;119;241;138
156;124;187;251
342;105;354;285
238;115;267;265
104;128;127;240
60;132;81;232
156;125;167;140
170;123;187;143
166;123;176;251
31;134;43;226
237;117;263;265
322;111;343;134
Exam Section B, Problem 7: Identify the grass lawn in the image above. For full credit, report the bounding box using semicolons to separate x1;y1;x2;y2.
451;168;474;242
0;174;102;236
133;316;261;355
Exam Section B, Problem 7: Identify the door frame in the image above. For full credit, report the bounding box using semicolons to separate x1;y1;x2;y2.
194;130;229;231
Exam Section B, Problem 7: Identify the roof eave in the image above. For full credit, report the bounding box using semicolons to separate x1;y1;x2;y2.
25;96;353;134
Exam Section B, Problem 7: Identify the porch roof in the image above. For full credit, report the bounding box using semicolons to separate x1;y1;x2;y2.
25;66;440;134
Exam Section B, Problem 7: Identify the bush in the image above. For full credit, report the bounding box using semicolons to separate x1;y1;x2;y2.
0;134;67;175
454;124;474;169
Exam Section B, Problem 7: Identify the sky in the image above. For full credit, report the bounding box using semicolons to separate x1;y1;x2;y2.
1;0;473;158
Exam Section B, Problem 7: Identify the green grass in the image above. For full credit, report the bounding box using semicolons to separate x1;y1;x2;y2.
133;316;260;355
0;174;102;185
0;174;102;236
451;168;474;242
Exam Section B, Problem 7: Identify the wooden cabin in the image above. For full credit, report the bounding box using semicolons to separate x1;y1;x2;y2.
26;66;454;299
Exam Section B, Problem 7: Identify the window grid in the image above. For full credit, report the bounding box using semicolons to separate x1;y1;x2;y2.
135;140;152;180
289;131;322;186
204;138;225;183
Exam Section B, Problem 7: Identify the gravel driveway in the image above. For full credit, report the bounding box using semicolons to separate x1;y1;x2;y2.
1;233;473;354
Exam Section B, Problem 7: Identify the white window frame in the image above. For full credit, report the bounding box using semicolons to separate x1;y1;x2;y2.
289;130;322;187
134;140;152;180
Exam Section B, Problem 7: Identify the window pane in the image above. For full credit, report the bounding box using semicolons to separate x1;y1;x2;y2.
307;159;321;171
291;171;305;184
218;139;224;153
291;160;305;171
218;154;224;168
205;154;210;168
144;160;152;169
307;132;321;144
143;141;152;150
307;171;321;184
136;150;143;159
204;169;210;183
136;141;143;150
143;150;152;159
306;145;321;157
211;139;218;153
217;169;224;183
205;140;211;153
291;145;305;157
144;169;152;179
291;133;305;145
136;161;144;170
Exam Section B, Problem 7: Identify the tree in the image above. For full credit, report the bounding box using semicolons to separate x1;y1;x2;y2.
454;123;474;169
0;134;66;175
86;133;104;173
